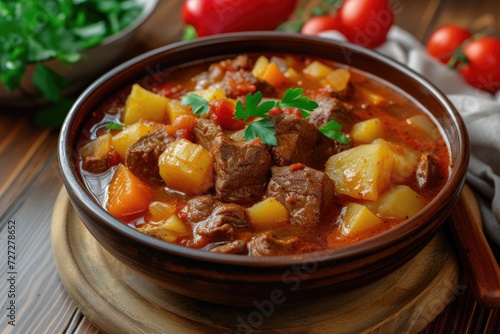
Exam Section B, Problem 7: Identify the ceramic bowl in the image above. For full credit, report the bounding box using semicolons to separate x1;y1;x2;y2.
58;32;470;306
0;0;158;108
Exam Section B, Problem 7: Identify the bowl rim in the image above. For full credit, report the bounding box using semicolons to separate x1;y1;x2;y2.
58;31;470;267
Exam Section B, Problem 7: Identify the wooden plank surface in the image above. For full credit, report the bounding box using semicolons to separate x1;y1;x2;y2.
0;0;499;333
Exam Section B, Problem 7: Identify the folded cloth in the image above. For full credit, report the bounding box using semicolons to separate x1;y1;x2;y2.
320;27;500;246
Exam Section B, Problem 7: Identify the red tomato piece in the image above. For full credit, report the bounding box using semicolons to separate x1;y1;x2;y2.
337;0;394;48
460;37;500;94
209;100;245;131
268;107;303;118
301;15;342;36
426;25;472;64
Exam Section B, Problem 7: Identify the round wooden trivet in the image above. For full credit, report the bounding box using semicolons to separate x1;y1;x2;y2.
51;188;461;334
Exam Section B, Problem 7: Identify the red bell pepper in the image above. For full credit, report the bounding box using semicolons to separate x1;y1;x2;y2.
181;0;298;37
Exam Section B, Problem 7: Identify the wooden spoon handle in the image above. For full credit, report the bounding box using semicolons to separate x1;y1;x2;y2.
449;184;500;308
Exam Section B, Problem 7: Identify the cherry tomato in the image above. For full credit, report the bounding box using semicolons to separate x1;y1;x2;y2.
300;15;342;36
209;100;245;131
460;37;500;94
337;0;394;48
426;25;472;64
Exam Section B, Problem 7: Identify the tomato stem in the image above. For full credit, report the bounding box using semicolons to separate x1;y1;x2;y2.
447;50;468;69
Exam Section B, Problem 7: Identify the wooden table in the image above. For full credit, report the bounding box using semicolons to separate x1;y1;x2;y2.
1;0;499;333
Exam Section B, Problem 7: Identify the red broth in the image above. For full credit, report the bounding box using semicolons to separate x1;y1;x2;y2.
77;54;449;256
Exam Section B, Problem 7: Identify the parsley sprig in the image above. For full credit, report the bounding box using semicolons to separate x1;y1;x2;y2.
235;88;349;145
181;87;349;146
105;122;125;131
180;94;210;115
319;119;349;144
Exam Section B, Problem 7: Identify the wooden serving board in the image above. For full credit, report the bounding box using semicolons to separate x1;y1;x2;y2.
52;188;461;334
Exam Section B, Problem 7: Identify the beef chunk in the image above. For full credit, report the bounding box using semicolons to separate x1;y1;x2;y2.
185;196;248;245
213;70;276;99
309;94;354;129
248;232;298;256
82;156;109;173
416;153;439;189
125;128;174;184
193;56;252;90
193;55;276;98
312;134;353;169
265;164;335;229
213;134;271;205
210;240;248;254
216;55;253;71
269;113;319;167
192;118;222;150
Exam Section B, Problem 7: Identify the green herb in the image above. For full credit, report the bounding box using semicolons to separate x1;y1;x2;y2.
243;118;277;146
310;0;343;17
181;88;349;146
234;88;347;145
234;91;276;120
33;64;69;102
181;94;210;115
276;20;304;33
105;122;125;131
182;24;198;41
275;88;319;117
1;0;142;127
319;120;350;144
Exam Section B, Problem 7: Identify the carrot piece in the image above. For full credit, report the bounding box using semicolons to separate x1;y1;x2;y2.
106;164;155;221
164;114;198;136
261;62;288;87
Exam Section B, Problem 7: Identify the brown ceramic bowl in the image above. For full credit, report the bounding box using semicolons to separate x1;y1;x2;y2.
58;32;469;306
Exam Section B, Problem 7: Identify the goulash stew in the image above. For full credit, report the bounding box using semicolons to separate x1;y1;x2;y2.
78;54;450;256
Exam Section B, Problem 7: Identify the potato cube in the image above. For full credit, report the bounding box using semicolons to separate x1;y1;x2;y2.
139;214;188;242
111;122;154;160
148;201;177;222
79;133;112;160
303;60;334;79
192;88;226;102
406;115;439;140
284;67;300;81
158;139;214;195
252;55;270;78
350;118;384;144
246;198;289;228
357;86;385;105
123;84;170;124
325;142;395;201
321;68;351;92
166;100;193;124
365;185;426;220
373;139;420;183
338;203;383;236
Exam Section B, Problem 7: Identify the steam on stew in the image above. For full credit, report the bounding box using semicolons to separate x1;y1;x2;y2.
78;54;449;256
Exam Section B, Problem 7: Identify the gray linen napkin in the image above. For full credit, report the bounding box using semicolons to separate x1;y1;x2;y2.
320;27;500;246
